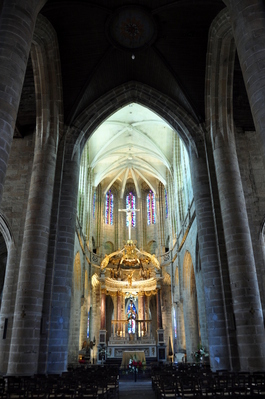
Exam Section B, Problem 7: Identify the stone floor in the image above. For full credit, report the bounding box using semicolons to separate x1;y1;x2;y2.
119;379;155;399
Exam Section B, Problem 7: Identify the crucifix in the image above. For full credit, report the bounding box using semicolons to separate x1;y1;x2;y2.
119;204;140;240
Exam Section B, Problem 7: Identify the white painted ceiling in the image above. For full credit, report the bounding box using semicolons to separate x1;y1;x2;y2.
88;103;175;197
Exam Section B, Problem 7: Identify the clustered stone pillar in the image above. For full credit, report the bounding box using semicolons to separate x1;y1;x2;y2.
7;137;58;376
0;0;45;205
213;134;265;371
226;0;265;155
190;149;230;371
221;0;265;369
47;148;80;374
37;140;65;374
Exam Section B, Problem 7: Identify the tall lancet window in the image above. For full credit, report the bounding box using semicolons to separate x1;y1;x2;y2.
126;192;136;227
147;190;156;225
105;190;113;225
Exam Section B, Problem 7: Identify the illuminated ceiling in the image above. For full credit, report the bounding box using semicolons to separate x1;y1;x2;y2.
87;103;175;196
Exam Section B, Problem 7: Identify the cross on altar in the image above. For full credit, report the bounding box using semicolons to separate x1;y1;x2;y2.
118;204;140;240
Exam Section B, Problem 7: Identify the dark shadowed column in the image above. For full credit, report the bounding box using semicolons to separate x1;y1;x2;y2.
0;243;17;374
0;0;46;204
37;140;65;374
190;149;230;371
7;137;57;376
47;147;80;374
213;133;265;371
226;0;265;153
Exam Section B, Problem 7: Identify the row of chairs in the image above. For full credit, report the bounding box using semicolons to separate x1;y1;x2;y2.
0;365;119;399
151;364;265;398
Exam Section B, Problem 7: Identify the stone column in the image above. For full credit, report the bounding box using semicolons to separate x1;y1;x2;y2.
79;297;88;348
190;149;230;371
156;289;162;329
183;284;200;363
100;291;106;330
0;0;46;205
176;301;186;353
7;137;57;376
0;242;17;374
213;134;265;371
117;292;121;335
37;140;65;374
47;148;80;374
225;0;265;153
142;293;146;335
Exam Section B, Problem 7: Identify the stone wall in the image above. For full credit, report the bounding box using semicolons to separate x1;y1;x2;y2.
235;129;265;313
1;134;34;247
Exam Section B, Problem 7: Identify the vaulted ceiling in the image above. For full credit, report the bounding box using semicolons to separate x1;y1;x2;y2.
15;0;254;141
88;103;174;195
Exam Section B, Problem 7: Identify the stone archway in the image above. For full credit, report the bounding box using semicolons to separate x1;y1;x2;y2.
50;82;214;374
67;81;202;159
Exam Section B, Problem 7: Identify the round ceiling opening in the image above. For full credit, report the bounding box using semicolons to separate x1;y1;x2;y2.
107;6;157;50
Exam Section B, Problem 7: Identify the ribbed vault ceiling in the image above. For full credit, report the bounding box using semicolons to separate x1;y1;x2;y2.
88;103;174;196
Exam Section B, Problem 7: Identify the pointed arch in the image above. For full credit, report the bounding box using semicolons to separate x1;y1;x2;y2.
66;82;203;159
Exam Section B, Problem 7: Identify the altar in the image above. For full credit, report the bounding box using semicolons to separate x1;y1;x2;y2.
97;207;166;365
121;350;146;367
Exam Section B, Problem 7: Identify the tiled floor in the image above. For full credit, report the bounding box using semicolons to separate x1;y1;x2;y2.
119;379;155;399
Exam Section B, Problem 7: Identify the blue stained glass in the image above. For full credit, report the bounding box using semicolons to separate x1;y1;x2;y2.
87;311;90;338
105;190;113;225
127;300;137;334
126;192;136;227
147;190;156;225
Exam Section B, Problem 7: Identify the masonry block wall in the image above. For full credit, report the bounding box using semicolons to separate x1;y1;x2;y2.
0;133;35;373
1;134;35;249
235;128;265;311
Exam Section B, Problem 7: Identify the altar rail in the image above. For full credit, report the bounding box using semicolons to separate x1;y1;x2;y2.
111;319;152;339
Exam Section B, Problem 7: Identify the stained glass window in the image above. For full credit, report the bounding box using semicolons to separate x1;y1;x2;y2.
165;188;168;219
126;192;136;227
127;299;137;334
87;311;90;338
147;190;156;225
105;190;113;225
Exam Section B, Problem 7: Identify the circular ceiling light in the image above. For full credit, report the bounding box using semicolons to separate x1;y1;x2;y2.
107;6;157;50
